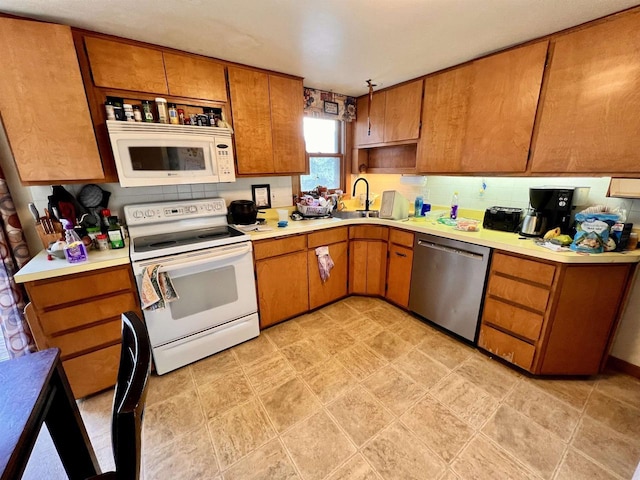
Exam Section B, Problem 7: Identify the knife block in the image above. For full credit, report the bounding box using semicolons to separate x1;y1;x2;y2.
35;221;64;249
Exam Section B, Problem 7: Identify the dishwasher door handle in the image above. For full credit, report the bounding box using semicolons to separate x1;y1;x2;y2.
416;239;485;260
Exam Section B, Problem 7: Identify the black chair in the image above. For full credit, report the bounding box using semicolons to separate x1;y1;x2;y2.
91;311;152;480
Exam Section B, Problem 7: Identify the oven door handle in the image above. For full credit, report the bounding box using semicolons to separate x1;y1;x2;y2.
138;243;252;273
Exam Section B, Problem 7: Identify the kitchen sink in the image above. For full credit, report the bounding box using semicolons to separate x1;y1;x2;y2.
332;210;380;219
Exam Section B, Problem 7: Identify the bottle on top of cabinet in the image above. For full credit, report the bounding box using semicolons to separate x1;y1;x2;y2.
155;97;169;124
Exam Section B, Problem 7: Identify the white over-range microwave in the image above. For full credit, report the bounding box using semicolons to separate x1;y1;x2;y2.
106;120;236;187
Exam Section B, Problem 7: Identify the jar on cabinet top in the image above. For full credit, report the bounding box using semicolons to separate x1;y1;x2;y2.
155;97;169;124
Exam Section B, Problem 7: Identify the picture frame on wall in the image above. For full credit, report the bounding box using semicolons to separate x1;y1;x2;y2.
252;184;271;208
323;100;339;115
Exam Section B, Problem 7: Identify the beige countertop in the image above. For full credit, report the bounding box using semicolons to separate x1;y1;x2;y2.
247;214;640;265
14;241;132;283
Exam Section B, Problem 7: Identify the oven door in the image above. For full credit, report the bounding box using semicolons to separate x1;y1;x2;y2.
132;242;257;347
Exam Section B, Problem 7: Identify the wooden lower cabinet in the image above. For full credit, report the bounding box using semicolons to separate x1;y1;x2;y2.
22;264;141;398
385;229;414;307
349;240;387;296
308;228;348;309
254;235;309;328
479;251;633;375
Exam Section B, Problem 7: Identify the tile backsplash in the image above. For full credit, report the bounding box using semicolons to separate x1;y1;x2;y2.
29;176;294;223
353;174;640;225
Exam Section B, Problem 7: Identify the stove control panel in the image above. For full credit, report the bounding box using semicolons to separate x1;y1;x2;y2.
124;198;228;225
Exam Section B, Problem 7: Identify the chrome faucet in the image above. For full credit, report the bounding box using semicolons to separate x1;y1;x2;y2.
352;177;370;213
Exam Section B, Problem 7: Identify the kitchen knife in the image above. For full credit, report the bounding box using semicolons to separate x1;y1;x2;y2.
28;203;40;223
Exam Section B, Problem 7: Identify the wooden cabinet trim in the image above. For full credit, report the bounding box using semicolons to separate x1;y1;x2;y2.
349;225;389;241
389;229;414;248
307;227;348;249
253;234;307;260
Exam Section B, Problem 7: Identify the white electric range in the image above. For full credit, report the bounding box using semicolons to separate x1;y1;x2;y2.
125;198;259;375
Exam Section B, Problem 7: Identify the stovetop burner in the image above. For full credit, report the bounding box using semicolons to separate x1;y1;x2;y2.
133;225;245;254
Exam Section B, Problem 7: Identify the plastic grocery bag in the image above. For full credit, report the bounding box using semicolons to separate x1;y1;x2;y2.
315;246;334;283
570;211;620;253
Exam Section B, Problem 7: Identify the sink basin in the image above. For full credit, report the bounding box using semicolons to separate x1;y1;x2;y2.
332;210;380;219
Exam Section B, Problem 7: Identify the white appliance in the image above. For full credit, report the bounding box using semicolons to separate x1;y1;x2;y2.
107;120;236;187
125;198;259;375
380;190;409;220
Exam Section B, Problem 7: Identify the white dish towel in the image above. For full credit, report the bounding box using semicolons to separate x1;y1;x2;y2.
140;264;179;310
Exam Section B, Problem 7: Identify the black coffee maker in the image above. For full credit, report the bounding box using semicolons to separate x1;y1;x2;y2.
520;187;575;237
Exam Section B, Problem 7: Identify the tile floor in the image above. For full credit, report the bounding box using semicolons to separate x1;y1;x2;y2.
24;297;640;480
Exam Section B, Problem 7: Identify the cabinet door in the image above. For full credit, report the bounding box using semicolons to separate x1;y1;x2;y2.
308;241;348;309
349;240;387;296
0;18;104;183
384;80;423;142
228;67;275;174
386;244;413;307
256;251;308;328
84;36;168;94
164;52;227;101
531;11;640;173
417;41;547;173
270;75;306;173
355;92;385;146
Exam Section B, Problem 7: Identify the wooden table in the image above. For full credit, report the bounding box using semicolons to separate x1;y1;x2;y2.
0;348;101;479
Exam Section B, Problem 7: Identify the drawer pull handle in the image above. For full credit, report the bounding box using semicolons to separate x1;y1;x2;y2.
395;252;407;257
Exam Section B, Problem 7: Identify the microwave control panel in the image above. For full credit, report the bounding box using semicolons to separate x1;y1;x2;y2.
215;139;235;181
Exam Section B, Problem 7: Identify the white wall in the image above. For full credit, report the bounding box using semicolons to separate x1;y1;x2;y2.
28;176;294;225
352;173;640;223
352;173;640;369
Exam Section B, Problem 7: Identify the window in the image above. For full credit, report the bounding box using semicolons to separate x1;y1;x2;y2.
301;117;343;192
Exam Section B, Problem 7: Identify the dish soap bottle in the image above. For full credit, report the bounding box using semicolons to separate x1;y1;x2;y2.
107;216;125;249
414;196;423;217
450;191;459;220
62;220;88;263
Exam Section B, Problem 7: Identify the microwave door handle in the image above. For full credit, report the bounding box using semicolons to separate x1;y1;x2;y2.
140;243;251;273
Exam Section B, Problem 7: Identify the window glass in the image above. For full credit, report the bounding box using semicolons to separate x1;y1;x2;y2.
304;118;338;154
301;157;341;190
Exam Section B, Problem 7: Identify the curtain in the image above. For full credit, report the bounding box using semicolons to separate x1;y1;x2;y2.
303;87;357;122
0;163;34;358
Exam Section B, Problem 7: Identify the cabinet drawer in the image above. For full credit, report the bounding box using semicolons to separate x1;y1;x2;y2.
491;252;555;286
389;229;414;248
349;226;389;241
48;319;122;360
487;274;550;313
38;292;139;335
63;343;121;399
253;235;307;260
478;325;535;371
482;298;544;342
308;227;348;248
27;265;134;308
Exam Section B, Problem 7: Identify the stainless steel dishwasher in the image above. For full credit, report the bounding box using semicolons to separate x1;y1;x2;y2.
408;234;491;343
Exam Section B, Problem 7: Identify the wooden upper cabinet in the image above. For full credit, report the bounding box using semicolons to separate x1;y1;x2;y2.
269;75;306;173
383;79;423;142
530;11;640;174
228;67;274;174
84;36;168;94
355;92;385;145
163;52;227;101
0;18;104;183
228;67;305;175
417;41;548;173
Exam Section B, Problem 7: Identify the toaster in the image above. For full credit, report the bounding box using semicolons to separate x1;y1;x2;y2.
483;206;523;232
380;190;409;220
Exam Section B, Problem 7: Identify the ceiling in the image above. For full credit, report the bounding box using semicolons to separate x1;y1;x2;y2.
1;0;639;97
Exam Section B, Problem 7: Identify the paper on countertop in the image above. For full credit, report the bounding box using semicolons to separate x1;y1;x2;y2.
535;240;571;252
234;224;274;232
